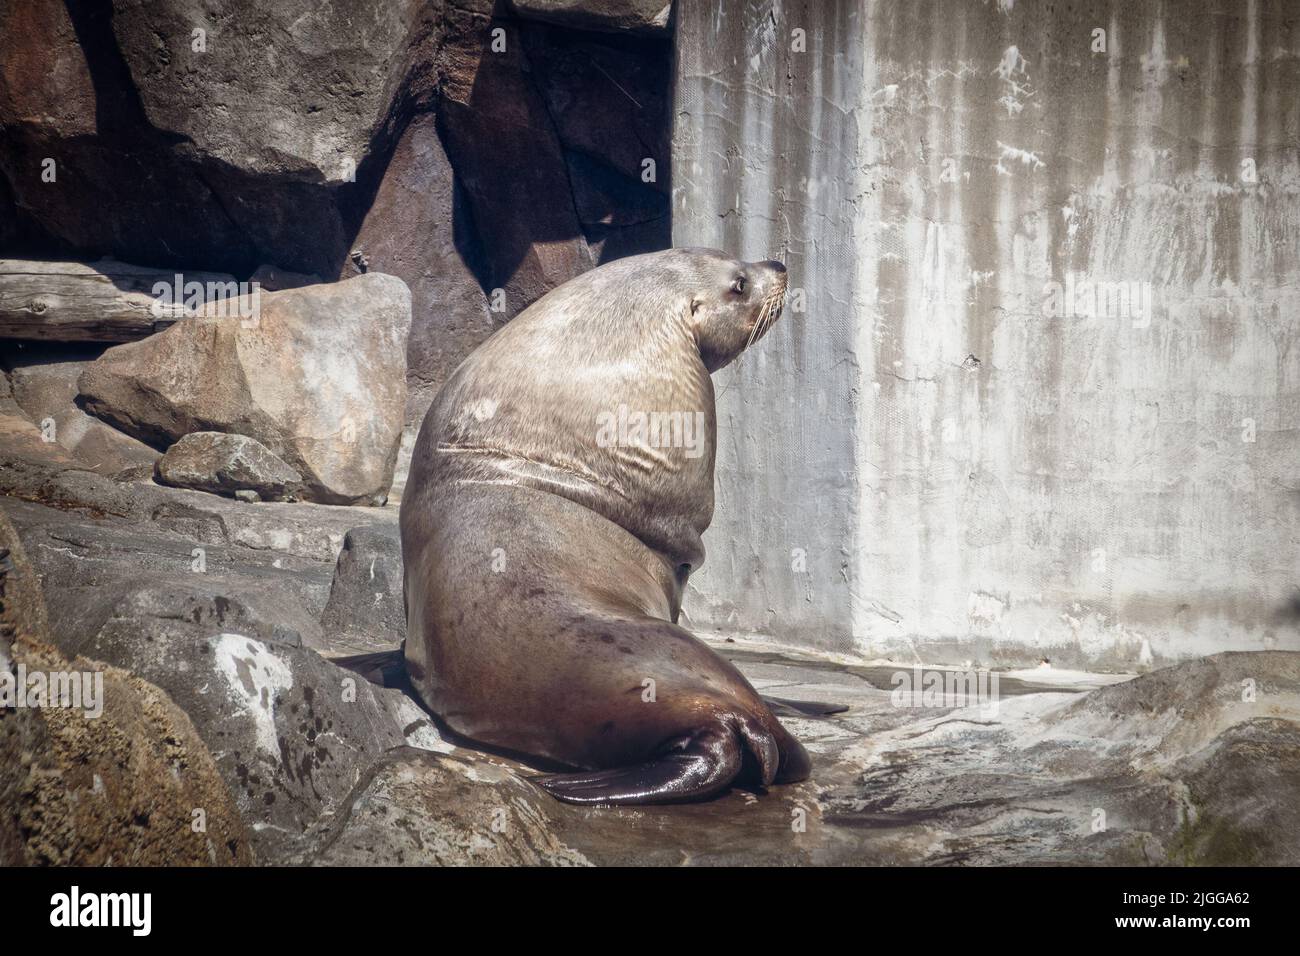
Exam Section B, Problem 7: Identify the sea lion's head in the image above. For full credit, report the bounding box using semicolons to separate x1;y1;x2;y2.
672;248;789;373
411;245;790;565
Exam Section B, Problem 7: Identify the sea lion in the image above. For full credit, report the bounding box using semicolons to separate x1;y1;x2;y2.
400;247;808;804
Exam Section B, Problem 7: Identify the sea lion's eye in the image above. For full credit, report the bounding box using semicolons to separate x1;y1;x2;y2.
731;276;747;295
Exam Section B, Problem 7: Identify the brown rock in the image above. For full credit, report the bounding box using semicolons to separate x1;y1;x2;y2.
345;113;495;424
0;1;266;273
78;274;411;505
435;5;595;317
564;150;670;262
521;22;672;191
0;0;442;277
110;0;429;184
249;265;322;292
299;747;590;866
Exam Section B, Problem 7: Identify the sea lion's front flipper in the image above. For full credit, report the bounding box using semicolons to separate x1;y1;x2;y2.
761;695;849;719
533;723;757;806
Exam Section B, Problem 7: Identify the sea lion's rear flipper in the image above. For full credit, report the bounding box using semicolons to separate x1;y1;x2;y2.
533;718;777;806
761;695;849;719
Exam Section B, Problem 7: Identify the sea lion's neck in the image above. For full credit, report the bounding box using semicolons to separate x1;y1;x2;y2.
416;279;720;567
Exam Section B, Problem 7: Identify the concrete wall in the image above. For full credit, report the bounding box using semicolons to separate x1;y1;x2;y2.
672;0;1300;670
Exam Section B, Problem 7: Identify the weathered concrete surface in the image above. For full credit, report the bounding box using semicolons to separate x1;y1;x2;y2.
673;0;1300;669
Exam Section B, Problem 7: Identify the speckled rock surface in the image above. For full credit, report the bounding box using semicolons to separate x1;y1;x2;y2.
0;510;254;866
321;525;407;655
33;579;447;862
156;432;302;502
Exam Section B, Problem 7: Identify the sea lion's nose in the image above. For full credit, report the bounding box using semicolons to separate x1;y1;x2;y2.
762;260;787;274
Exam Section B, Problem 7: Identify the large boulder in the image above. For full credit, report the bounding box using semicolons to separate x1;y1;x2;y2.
1;496;336;656
0;0;307;274
818;652;1300;865
0;0;439;276
78;273;412;505
521;23;672;191
69;619;449;861
0;510;254;865
110;0;430;184
156;432;302;502
343;113;495;424
519;21;672;262
298;747;590;866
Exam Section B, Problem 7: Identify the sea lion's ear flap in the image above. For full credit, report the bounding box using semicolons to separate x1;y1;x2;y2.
689;296;703;316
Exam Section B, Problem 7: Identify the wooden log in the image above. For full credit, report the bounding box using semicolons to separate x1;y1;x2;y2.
0;259;241;342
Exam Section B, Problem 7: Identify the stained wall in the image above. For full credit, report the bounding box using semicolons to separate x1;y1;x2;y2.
673;0;1300;669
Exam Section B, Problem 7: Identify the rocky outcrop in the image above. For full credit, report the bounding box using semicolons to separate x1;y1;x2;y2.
321;525;406;654
70;618;448;861
78;274;411;505
4;402;1298;868
343;114;495;424
0;0;673;325
521;24;671;191
817;652;1300;865
0;497;445;863
435;3;595;317
521;22;672;261
564;151;671;262
110;0;431;185
0;509;254;865
0;0;708;869
0;385;78;479
0;0;444;277
156;432;302;502
298;747;589;866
